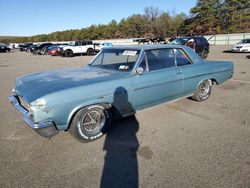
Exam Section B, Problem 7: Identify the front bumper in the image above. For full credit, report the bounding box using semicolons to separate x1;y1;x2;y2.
8;96;58;138
231;47;249;52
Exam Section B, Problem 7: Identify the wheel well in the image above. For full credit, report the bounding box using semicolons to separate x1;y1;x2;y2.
66;102;112;131
65;49;73;52
87;48;94;52
211;78;218;85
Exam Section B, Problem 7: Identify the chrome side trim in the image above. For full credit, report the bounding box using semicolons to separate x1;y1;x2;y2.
183;69;233;81
134;78;183;91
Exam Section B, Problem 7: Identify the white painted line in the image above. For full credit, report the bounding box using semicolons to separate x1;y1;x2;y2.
230;79;250;84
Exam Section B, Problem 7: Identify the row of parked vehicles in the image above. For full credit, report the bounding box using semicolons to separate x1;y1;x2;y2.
19;41;113;57
4;37;250;59
135;36;250;59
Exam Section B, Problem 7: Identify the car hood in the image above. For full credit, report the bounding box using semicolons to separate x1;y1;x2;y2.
14;66;127;103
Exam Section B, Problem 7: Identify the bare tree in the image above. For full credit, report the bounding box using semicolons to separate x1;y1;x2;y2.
144;7;162;21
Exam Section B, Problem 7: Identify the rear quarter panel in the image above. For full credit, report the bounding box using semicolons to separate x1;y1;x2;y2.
181;60;233;95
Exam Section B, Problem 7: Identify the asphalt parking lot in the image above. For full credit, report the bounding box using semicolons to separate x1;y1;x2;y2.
0;45;250;188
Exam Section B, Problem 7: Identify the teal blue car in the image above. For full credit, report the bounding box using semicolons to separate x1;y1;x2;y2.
8;45;234;142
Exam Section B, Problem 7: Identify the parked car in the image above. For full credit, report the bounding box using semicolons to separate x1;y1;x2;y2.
169;36;210;59
33;43;53;55
94;42;113;52
48;47;60;56
231;39;250;52
48;44;69;56
0;44;11;52
8;45;233;142
19;43;33;51
137;37;166;44
59;40;95;57
28;44;40;53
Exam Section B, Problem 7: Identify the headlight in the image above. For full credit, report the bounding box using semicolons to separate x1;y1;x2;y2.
31;99;46;108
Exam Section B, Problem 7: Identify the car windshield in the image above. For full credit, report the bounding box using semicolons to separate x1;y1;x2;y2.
90;48;140;72
170;38;189;45
238;39;250;44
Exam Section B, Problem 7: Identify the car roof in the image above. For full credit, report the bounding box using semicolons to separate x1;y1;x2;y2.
176;36;206;39
105;44;189;51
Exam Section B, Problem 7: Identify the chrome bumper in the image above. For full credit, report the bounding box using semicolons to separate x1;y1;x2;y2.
8;96;58;138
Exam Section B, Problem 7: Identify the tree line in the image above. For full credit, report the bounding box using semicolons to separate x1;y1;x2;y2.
1;0;249;43
179;0;249;35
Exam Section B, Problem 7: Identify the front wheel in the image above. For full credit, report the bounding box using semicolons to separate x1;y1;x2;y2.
65;50;73;57
69;104;112;142
192;80;212;101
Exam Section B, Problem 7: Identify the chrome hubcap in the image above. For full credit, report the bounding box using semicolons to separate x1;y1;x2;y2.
81;110;106;132
199;80;210;98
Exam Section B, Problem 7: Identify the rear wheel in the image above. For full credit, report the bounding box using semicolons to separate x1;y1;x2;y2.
87;48;94;55
65;50;73;57
69;104;112;142
201;49;208;59
192;80;212;101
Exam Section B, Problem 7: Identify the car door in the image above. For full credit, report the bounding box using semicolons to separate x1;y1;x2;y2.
73;42;82;53
80;41;88;53
132;48;183;110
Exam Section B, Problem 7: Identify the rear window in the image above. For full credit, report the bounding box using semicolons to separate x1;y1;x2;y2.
196;38;202;45
201;37;208;44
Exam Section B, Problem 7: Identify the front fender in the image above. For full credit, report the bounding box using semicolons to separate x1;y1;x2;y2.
66;98;113;130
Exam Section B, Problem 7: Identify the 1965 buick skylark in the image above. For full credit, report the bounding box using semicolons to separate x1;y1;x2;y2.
8;45;234;142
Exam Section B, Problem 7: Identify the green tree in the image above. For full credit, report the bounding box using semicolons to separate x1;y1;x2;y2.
220;0;250;33
189;0;222;34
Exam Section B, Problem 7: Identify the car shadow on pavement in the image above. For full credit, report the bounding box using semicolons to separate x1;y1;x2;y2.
223;50;233;53
100;116;139;188
100;87;139;188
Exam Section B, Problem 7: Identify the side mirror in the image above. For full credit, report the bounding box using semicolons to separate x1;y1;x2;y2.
136;67;144;75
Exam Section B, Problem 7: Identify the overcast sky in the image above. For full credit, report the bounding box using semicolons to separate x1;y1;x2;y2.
0;0;196;36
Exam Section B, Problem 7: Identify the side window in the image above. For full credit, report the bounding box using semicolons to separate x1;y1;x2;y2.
146;49;175;71
81;41;87;46
75;42;80;46
175;49;192;66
